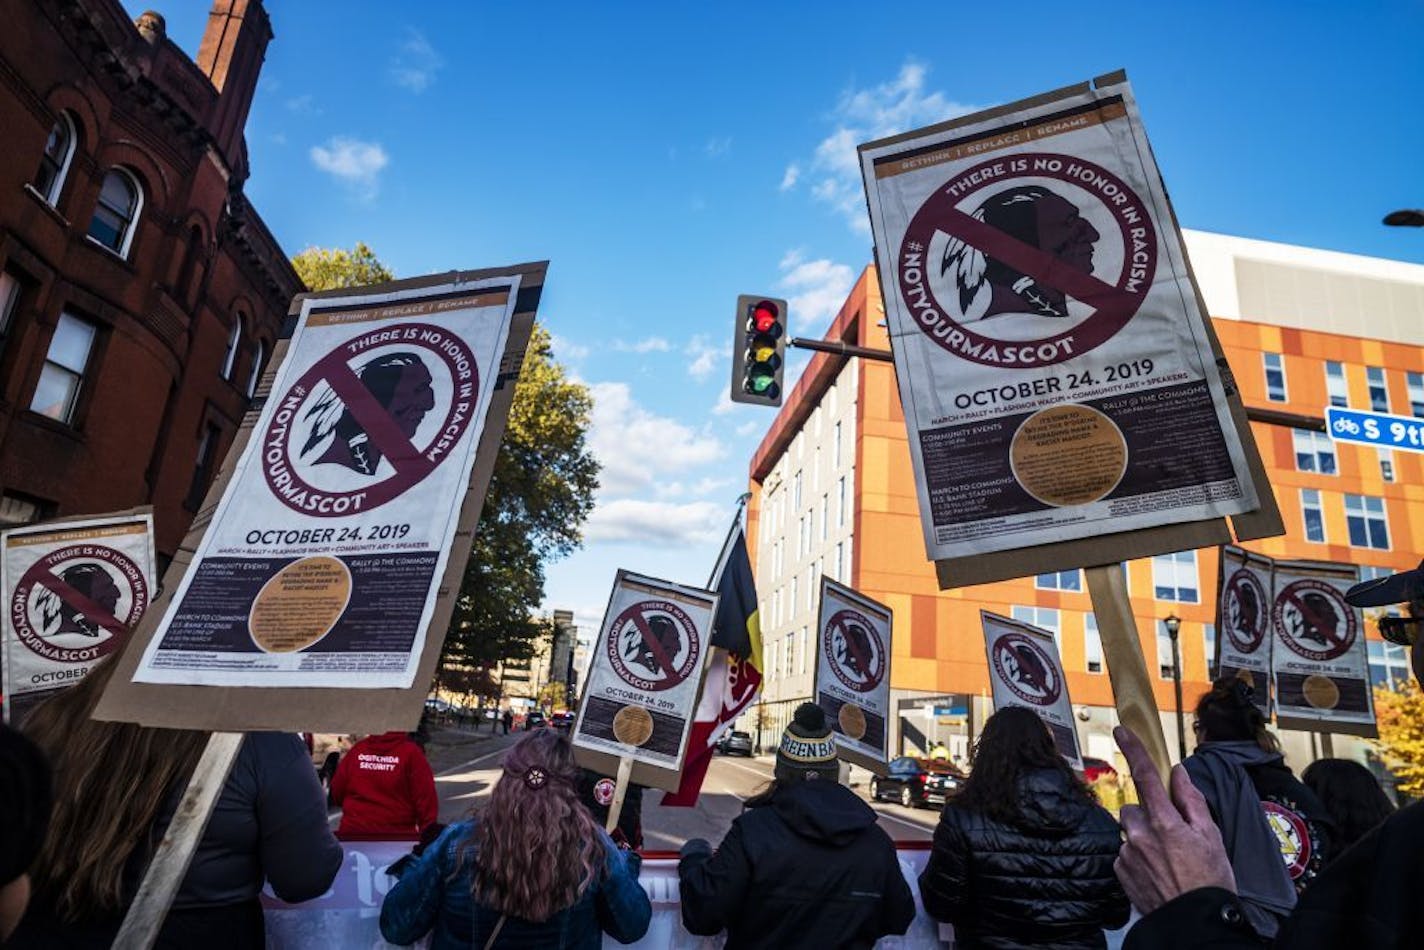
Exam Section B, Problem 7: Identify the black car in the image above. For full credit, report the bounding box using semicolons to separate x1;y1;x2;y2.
868;756;964;809
716;730;754;756
550;711;575;732
523;710;547;730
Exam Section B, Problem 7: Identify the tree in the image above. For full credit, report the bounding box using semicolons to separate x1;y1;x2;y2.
292;241;394;291
1372;681;1424;795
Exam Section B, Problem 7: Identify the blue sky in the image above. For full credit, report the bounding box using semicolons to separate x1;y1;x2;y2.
133;1;1424;635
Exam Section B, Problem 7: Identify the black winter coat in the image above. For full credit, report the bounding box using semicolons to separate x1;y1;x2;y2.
678;779;915;949
918;767;1130;949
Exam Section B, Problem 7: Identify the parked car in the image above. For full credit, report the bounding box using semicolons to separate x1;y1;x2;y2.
716;730;754;756
1082;756;1118;783
524;710;547;730
550;711;575;731
869;756;965;809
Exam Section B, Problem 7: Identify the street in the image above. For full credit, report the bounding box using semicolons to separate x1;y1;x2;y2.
428;731;937;849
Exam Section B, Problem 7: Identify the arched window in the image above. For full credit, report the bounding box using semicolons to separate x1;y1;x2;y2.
34;113;76;205
87;168;142;257
221;314;243;379
246;340;265;397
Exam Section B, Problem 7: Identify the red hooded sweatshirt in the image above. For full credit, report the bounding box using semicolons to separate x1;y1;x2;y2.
331;731;437;839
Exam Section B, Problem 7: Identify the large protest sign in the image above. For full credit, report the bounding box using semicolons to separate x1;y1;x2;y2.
573;570;718;792
1270;560;1375;736
1215;545;1273;716
94;264;544;734
982;611;1084;771
814;578;893;773
2;512;154;726
859;74;1271;585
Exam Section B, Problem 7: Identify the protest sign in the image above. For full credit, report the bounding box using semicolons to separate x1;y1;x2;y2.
982;610;1084;771
1270;560;1375;736
572;570;718;792
814;578;893;773
858;74;1272;583
2;511;154;726
1215;545;1273;716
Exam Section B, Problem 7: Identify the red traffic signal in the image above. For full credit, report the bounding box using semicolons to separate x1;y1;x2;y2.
730;295;788;407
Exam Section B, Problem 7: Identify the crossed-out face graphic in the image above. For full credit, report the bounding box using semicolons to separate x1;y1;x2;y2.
822;608;886;693
1224;568;1269;654
991;632;1062;706
1273;579;1356;662
1262;800;1314;881
11;544;147;663
605;599;701;693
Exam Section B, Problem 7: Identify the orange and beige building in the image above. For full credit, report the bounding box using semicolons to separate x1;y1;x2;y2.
743;230;1424;775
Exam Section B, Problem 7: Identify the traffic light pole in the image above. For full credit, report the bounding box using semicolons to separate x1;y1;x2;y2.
788;337;894;363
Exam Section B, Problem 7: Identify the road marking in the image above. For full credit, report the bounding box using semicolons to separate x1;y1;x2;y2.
436;743;510;777
871;805;937;836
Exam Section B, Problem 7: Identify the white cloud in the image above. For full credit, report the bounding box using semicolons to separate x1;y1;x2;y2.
390;28;443;92
799;61;978;232
310;137;389;199
685;335;720;382
704;136;732;158
735;420;761;437
285;94;320;115
778;249;856;331
585;499;725;547
780;163;801;191
589;382;724;495
549;333;590;361
611;337;672;354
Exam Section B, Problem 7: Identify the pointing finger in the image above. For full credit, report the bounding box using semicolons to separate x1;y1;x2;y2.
1115;725;1172;816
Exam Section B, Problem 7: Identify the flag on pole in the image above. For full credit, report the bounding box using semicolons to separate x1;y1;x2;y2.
660;518;762;806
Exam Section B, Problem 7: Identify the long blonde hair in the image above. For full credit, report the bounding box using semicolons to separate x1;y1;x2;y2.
21;655;208;922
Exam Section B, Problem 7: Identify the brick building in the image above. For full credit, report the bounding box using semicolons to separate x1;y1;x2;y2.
0;0;301;564
745;231;1424;779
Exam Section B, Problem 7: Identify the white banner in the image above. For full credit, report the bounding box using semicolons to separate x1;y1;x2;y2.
132;280;518;688
981;611;1083;771
572;571;718;772
1270;560;1374;733
1215;545;1273;716
814;578;893;768
859;79;1257;560
3;514;154;724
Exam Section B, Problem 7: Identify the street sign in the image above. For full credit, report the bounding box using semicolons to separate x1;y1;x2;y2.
1325;406;1424;453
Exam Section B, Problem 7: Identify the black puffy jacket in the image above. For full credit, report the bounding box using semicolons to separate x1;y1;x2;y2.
918;767;1129;949
678;779;915;949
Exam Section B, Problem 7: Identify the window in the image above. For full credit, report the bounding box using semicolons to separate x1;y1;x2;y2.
819;494;828;541
1084;614;1103;674
30;313;96;424
1292;428;1336;474
808;561;819;610
796;515;805;559
1409;372;1424;418
186;423;221;509
1369;641;1411;690
222;315;243;380
1379;447;1395;483
1263;352;1287;402
1325;361;1349;408
833;541;844;580
813;446;821;491
1036;569;1082;592
0;272;20;355
1011;606;1060;643
833;421;843;468
1367;366;1389;413
1156;622;1178;680
837;476;847;527
790;576;798;617
798;627;808;676
793;470;803;510
1345;494;1389;549
766;640;778;682
246;340;265;398
1301;489;1326;543
0;492;54;529
1203;623;1217;679
1152;551;1199;602
87;168;142;256
784;633;794;677
34;113;76;204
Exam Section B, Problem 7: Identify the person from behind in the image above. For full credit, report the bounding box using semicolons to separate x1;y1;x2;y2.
379;729;649;949
1183;677;1333;938
678;702;915;949
0;725;52;944
9;655;341;949
1300;758;1395;855
331;730;438;840
918;705;1128;949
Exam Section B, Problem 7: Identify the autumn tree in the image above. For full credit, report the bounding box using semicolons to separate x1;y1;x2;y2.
290;244;599;678
1372;681;1424;795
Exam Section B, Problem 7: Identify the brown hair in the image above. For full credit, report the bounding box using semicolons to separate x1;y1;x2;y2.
1194;677;1279;753
950;706;1093;824
20;655;207;922
467;730;605;922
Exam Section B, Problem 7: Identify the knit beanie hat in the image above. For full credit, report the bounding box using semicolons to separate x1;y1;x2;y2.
775;703;838;782
0;724;52;887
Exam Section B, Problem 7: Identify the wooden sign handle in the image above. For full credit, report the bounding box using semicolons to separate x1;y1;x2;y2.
1086;564;1171;785
604;755;635;834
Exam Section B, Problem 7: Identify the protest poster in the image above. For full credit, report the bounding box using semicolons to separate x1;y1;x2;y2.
1215;545;1273;716
1270;559;1375;736
572;570;719;790
982;610;1084;771
859;75;1263;575
814;578;893;773
2;512;154;726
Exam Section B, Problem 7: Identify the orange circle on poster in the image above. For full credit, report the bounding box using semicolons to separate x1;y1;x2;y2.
838;703;867;741
249;555;351;653
1302;674;1341;710
1010;404;1127;507
612;705;654;747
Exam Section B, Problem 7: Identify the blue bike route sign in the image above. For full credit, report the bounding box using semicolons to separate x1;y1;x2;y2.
1325;406;1424;454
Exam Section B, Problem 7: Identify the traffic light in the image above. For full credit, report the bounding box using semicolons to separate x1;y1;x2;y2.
730;295;788;406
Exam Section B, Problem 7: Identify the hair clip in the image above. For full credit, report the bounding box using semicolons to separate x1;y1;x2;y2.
523;766;548;790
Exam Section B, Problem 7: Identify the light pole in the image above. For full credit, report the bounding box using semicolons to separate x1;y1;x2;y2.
1164;613;1185;761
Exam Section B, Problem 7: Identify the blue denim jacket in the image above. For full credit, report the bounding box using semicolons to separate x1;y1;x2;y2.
379;820;651;949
